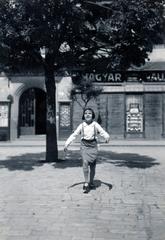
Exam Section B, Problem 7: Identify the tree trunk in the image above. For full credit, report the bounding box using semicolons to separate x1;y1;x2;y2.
45;65;58;162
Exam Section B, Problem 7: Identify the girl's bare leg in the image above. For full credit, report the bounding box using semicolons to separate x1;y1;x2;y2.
83;160;89;183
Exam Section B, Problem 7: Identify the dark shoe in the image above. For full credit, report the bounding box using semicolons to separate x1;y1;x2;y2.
83;183;89;193
89;183;96;189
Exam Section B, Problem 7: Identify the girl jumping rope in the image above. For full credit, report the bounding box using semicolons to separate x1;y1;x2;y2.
64;107;110;193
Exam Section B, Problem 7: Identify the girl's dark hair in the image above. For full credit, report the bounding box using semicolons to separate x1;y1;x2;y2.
82;107;95;120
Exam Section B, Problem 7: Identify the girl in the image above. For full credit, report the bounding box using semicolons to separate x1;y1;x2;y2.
64;107;110;193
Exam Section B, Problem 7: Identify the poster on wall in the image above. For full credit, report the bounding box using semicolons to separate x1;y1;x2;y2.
59;104;71;127
126;103;143;132
0;104;8;127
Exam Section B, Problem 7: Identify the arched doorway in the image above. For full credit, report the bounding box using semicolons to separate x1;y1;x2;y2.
19;88;46;135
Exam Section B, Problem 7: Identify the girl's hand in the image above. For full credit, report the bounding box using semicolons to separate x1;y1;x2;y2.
64;146;68;152
105;137;110;143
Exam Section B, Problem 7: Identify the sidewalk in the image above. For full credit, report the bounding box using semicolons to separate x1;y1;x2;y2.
1;139;165;147
0;144;165;239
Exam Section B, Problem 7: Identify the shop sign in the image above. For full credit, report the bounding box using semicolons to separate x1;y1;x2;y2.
81;73;123;82
73;71;165;83
143;71;165;82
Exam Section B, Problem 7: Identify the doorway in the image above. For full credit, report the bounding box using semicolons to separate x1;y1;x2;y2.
19;88;46;135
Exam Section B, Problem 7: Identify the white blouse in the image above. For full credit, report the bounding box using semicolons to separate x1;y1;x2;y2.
65;121;110;147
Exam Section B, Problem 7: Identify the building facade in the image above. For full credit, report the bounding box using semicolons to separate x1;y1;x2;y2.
0;73;72;141
72;70;165;140
72;46;165;140
0;46;165;141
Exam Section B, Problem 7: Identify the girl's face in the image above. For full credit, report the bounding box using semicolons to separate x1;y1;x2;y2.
84;109;93;123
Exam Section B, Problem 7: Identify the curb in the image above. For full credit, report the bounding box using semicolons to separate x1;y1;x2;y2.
1;141;165;147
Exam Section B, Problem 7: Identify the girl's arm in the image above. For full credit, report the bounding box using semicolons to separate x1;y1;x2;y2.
95;122;110;142
64;123;82;150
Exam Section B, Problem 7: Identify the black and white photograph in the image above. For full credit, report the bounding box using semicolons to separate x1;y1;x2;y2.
0;0;165;239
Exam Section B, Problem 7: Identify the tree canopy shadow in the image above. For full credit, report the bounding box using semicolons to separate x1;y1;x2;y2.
54;150;160;169
0;151;81;171
0;150;159;171
98;151;160;169
0;152;46;171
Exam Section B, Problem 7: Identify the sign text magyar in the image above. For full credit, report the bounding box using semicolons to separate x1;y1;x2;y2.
82;73;123;82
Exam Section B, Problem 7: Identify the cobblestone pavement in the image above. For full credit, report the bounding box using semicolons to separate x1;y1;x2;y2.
0;145;165;240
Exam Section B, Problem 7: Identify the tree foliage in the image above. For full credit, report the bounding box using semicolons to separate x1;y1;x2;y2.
0;0;164;72
71;74;102;109
85;0;165;70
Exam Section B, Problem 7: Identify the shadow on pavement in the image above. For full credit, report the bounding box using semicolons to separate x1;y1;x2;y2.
68;179;113;191
0;150;159;171
99;151;160;169
0;152;46;171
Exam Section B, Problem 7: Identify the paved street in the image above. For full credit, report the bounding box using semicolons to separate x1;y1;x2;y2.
0;143;165;240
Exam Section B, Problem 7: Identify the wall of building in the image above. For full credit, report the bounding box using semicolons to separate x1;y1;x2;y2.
107;93;125;139
71;83;165;140
0;73;72;141
144;93;163;139
1;66;165;141
0;73;12;140
9;75;45;140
